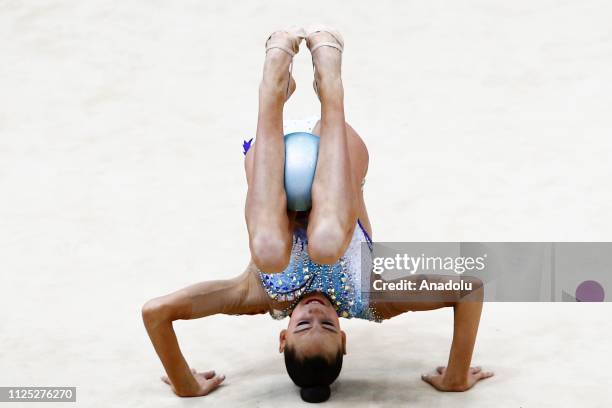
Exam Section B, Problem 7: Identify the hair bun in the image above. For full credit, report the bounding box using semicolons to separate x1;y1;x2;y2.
300;385;331;403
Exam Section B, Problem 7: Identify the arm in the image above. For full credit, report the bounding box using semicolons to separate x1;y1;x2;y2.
376;275;493;391
141;263;268;397
421;279;493;391
421;282;494;391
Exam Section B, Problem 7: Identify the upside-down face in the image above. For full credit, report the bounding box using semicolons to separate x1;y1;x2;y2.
279;291;346;359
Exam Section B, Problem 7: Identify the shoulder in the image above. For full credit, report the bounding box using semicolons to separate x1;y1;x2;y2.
368;300;406;320
239;261;282;315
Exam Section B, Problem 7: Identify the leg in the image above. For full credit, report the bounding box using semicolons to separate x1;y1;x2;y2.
244;35;296;273
312;120;371;227
306;32;360;264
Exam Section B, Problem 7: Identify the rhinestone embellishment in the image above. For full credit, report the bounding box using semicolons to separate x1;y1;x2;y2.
258;227;382;322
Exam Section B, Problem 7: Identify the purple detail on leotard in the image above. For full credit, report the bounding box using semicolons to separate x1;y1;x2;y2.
357;218;374;251
243;138;253;155
357;218;372;245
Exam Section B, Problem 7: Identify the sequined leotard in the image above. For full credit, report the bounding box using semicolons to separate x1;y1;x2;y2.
258;220;382;322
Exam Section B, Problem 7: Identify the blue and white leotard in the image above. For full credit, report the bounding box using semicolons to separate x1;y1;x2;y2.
257;220;381;322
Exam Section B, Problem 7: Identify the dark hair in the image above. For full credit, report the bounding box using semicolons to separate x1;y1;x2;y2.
284;345;343;403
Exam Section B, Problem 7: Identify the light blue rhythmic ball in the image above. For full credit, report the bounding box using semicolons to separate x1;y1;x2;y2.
284;132;320;211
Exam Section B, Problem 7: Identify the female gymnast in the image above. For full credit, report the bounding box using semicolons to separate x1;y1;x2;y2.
142;26;493;403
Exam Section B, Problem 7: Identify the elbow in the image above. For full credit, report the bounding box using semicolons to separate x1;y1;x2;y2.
460;276;484;302
142;297;173;328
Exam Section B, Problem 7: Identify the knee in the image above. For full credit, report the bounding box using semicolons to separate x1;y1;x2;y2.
307;221;351;265
250;233;291;273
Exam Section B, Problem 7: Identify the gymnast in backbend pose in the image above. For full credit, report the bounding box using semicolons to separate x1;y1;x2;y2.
142;26;493;403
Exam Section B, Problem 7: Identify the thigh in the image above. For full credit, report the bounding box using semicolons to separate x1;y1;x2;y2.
246;122;369;189
313;121;372;232
312;121;369;191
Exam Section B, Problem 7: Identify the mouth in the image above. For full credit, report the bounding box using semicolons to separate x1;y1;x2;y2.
301;291;332;308
305;298;325;306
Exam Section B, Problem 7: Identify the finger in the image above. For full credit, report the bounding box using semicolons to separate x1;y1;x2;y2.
201;370;216;379
436;366;446;374
160;375;171;385
476;371;494;380
421;374;434;385
471;366;482;374
202;374;226;394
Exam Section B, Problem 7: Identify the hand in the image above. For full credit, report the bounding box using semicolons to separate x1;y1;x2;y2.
161;368;225;397
421;366;493;392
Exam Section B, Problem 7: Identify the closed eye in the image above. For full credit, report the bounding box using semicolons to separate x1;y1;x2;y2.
294;321;311;332
294;320;337;333
322;321;337;332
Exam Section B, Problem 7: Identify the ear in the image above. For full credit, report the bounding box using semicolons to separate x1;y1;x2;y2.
340;330;347;355
279;329;287;353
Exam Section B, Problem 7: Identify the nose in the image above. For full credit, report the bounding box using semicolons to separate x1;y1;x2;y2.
307;306;325;316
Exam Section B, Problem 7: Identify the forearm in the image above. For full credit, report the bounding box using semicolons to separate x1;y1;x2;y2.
418;278;493;392
443;294;483;387
142;298;198;396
